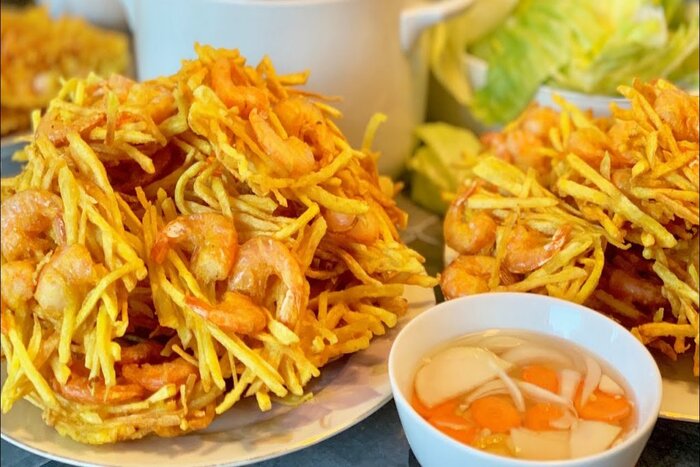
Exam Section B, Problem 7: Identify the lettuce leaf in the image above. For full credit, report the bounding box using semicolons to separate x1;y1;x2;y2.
407;123;482;214
552;2;700;95
428;0;518;106
470;0;586;123
433;0;700;125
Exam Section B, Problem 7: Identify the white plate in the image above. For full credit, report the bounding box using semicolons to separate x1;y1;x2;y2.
443;246;699;422
1;285;436;466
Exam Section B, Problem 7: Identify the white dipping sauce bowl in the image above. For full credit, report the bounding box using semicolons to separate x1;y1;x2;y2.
388;293;662;467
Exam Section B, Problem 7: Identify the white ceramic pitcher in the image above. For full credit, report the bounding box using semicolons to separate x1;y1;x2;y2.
119;0;474;176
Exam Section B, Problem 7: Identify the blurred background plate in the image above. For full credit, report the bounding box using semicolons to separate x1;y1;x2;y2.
0;132;31;164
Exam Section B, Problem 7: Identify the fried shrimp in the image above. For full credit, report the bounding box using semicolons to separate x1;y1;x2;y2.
121;358;198;393
185;292;267;336
228;237;308;326
0;44;436;445
440;255;498;299
653;86;699;142
38;112;106;146
211;57;269;117
326;204;381;245
439;79;699;376
444;187;496;255
503;225;571;274
1;189;65;261
0;260;35;310
151;213;238;284
275;96;336;158
606;268;667;309
249;108;316;176
34;244;98;324
481;105;559;176
119;341;164;365
56;374;145;404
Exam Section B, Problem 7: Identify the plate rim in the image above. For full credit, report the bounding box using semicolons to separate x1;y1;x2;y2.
1;396;396;467
1;285;437;467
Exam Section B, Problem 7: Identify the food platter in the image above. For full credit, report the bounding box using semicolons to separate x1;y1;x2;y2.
0;284;436;467
0;136;438;464
444;246;699;423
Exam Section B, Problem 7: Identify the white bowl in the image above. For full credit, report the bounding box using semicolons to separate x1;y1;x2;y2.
388;293;662;467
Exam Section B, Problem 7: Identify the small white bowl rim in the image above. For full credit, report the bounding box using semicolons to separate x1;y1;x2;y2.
388;292;663;466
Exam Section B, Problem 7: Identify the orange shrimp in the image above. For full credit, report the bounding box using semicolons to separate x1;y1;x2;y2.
121;357;198;393
228;236;308;327
34;244;98;325
565;127;611;168
144;83;177;124
520;106;560;139
56;374;145;404
444;186;496;255
151;213;238;284
503;224;570;274
653;85;699;142
1;189;65;261
607;268;666;309
274;96;336;159
185;291;267;336
119;340;165;365
210;57;269;117
440;255;496;299
1;259;35;310
481;105;558;176
37;111;106;146
325;203;382;245
249;108;316;177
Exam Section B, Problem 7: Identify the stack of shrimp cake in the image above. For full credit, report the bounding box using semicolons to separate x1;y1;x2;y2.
1;6;129;135
441;79;699;376
0;45;436;444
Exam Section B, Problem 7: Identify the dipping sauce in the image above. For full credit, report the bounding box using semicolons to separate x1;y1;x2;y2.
411;330;636;461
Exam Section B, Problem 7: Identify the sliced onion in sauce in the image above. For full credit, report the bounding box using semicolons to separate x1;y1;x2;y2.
516;380;577;416
461;379;510;410
476;335;526;354
559;369;582;403
598;374;624;395
500;344;573;369
580;355;602;407
489;359;526;412
549;411;578;430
